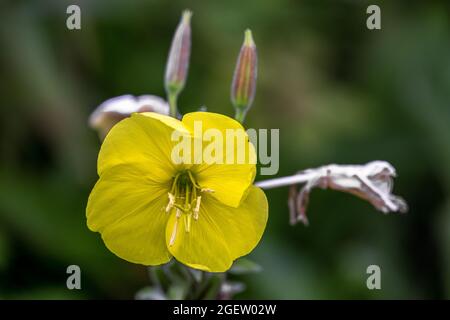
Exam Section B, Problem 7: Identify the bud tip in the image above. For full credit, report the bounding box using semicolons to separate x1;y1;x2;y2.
182;10;192;24
244;29;255;47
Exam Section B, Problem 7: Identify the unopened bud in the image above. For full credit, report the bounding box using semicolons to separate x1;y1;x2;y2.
231;29;257;121
165;10;192;96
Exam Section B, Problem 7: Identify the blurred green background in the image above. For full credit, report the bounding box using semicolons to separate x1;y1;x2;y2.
1;0;449;299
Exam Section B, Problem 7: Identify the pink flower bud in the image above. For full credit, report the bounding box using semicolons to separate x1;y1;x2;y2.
165;10;192;96
231;29;258;117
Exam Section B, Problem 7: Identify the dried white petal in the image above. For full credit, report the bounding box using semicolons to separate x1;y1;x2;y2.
257;161;408;225
89;94;169;138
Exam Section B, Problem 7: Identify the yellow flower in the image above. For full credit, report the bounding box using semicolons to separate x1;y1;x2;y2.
86;111;268;272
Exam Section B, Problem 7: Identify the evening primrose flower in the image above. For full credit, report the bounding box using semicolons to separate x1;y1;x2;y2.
86;111;268;272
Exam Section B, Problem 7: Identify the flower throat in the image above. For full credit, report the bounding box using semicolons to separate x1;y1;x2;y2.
166;170;208;246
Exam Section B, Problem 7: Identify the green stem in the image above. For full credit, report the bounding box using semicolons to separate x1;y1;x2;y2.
168;92;178;118
147;267;161;289
234;108;247;123
200;273;226;299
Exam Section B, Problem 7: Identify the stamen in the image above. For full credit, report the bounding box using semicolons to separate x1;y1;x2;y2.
185;183;190;208
165;193;175;212
188;214;192;232
169;218;178;247
170;173;181;194
193;196;201;220
165;170;208;235
184;214;192;232
187;171;201;188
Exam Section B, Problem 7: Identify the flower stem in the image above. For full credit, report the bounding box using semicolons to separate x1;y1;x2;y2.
234;109;246;123
168;92;178;118
255;171;315;189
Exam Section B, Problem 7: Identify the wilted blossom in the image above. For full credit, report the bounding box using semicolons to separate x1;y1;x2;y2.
256;161;408;225
89;94;169;138
288;161;408;225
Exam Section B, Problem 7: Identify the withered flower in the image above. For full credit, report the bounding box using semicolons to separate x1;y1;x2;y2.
89;94;169;139
257;161;408;225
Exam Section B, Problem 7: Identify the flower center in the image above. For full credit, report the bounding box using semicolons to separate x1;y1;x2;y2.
166;170;212;246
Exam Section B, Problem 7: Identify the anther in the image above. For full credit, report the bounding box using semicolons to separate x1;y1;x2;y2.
167;171;207;233
193;196;201;220
165;193;175;213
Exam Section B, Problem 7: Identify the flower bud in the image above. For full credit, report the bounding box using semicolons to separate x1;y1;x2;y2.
231;29;257;120
165;10;192;96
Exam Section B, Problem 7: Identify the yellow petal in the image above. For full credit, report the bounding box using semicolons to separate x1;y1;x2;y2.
182;112;257;207
98;112;190;183
87;164;172;265
166;186;268;272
